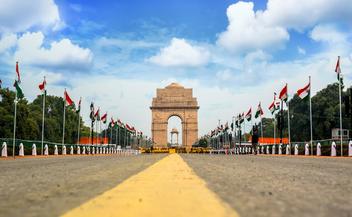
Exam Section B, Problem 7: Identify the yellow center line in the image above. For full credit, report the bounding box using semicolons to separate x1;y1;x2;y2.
61;154;239;217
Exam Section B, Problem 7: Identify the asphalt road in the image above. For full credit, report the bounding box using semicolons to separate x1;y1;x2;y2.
181;154;352;217
0;154;165;217
0;154;351;217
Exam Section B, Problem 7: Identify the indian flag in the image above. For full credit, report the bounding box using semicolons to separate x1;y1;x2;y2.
279;84;288;102
245;108;252;121
297;81;310;99
255;103;264;118
335;56;341;81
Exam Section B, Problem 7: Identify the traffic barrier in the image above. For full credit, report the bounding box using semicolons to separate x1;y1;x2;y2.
272;145;276;154
19;143;24;156
331;142;336;157
44;144;48;155
286;145;290;155
349;141;352;157
62;145;66;155
1;142;7;157
279;144;282;155
77;146;81;155
32;144;37;156
70;146;74;155
317;143;321;156
82;146;86;155
305;143;309;156
54;145;58;155
294;144;298;155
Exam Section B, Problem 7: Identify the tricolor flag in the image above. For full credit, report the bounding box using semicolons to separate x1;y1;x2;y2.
335;56;341;81
279;84;288;102
64;90;73;106
117;119;123;127
245;108;252;121
13;80;24;98
101;112;107;124
16;61;21;83
94;108;100;121
38;77;46;92
255;102;264;118
297;81;310;99
239;112;245;124
76;98;81;113
90;102;95;121
110;117;115;127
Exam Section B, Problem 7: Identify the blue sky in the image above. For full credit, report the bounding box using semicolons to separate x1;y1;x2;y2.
0;0;352;139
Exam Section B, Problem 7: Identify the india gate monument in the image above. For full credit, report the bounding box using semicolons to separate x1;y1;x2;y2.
150;83;199;150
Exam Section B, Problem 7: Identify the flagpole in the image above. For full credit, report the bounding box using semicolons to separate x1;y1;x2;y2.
260;115;263;143
339;73;343;156
62;90;66;146
110;125;113;145
115;125;118;146
104;122;107;145
41;78;46;155
273;115;276;146
77;100;81;145
287;100;291;146
309;76;313;154
12;91;18;158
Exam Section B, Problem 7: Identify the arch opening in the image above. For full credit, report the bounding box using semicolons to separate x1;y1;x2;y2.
167;116;182;147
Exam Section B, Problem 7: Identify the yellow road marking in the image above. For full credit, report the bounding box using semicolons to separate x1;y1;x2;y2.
62;154;239;217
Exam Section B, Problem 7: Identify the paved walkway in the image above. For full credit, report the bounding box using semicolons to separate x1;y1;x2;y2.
62;154;239;217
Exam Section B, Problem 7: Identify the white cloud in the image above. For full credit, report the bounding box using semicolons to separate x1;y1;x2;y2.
0;0;61;32
148;38;210;67
310;24;348;45
216;69;232;81
14;32;93;70
297;47;306;55
262;0;352;31
0;33;17;53
216;1;289;53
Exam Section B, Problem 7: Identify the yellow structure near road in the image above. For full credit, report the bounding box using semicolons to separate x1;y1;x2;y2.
62;154;239;217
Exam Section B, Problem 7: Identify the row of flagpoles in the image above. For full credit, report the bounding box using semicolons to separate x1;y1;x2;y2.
209;56;344;156
10;62;143;158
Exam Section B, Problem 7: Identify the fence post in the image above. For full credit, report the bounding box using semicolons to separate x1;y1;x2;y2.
266;146;270;154
317;143;321;156
272;145;276;154
286;144;290;155
19;143;24;156
294;144;298;155
44;144;48;156
77;146;81;155
305;143;309;156
82;146;86;155
349;141;352;157
279;144;282;155
70;146;74;155
32;144;37;156
62;145;66;155
331;142;336;157
1;142;7;157
54;145;58;155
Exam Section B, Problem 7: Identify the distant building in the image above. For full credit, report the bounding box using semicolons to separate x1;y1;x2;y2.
331;128;349;140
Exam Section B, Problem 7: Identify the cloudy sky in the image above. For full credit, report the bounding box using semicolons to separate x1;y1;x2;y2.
0;0;352;138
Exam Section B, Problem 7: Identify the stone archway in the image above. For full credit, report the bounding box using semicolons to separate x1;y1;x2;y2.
150;83;199;150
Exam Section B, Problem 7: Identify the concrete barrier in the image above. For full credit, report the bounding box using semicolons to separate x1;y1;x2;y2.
349;141;352;157
77;146;81;155
32;144;37;156
331;142;336;157
54;145;58;155
286;145;290;155
19;143;24;156
305;143;309;156
1;142;7;157
272;145;276;154
44;144;48;155
62;145;66;155
294;144;298;155
317;143;321;156
279;144;282;155
70;146;74;155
